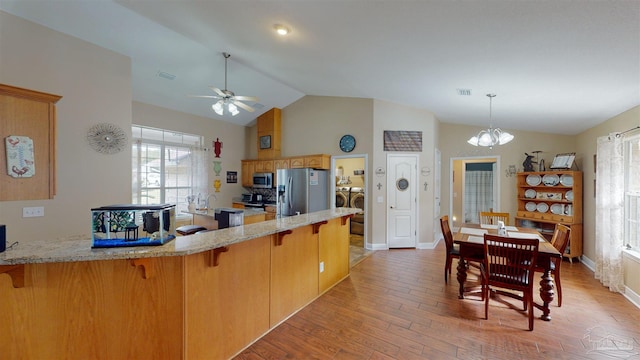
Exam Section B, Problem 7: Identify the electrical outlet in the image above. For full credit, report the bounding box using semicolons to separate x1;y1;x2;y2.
23;206;44;218
319;261;324;273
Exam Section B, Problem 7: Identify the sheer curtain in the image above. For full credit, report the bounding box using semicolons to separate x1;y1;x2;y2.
464;170;493;223
191;147;209;200
595;134;625;293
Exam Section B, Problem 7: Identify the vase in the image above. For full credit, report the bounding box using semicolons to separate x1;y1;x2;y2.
188;202;196;212
213;161;222;176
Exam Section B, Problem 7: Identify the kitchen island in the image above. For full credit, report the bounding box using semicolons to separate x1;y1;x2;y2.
0;208;359;360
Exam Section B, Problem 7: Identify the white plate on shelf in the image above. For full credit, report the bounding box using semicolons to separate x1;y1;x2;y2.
525;202;537;212
560;174;573;186
565;190;573;201
542;174;560;186
537;203;549;213
550;203;564;215
526;174;542;186
524;189;537;199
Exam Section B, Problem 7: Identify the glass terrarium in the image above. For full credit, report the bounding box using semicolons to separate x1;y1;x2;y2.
91;204;176;248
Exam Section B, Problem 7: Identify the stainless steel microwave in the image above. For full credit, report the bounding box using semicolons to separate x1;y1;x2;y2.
252;172;273;188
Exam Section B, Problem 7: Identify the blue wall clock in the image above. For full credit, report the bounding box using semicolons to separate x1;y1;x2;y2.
339;134;356;152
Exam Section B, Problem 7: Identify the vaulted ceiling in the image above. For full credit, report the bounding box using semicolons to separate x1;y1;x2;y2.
2;1;638;134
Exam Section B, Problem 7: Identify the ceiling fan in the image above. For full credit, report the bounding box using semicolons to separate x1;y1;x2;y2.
191;52;258;116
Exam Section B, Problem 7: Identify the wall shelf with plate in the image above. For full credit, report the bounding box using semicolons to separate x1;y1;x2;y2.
516;170;583;261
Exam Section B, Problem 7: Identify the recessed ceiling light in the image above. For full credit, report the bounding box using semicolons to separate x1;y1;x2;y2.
274;24;290;36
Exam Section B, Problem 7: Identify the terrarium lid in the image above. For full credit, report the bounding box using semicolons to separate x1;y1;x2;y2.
91;204;175;211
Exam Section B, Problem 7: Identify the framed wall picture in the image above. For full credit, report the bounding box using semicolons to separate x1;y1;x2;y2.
550;152;576;169
259;135;271;149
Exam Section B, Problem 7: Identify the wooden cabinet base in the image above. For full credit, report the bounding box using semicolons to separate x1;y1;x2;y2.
0;220;351;359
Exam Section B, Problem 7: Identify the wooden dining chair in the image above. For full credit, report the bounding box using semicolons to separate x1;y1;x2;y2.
536;223;570;307
482;234;539;330
479;211;510;226
440;216;482;286
440;215;459;284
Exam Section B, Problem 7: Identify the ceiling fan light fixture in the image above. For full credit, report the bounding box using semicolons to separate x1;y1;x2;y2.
212;101;224;116
228;102;239;116
467;94;514;148
274;24;290;36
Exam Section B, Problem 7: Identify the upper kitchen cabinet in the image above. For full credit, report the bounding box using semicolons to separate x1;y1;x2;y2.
257;108;281;160
0;84;62;201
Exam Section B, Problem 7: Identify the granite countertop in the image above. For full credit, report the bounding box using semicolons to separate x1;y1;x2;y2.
183;207;266;217
0;208;361;266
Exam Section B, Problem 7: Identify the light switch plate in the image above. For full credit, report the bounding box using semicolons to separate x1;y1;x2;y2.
23;206;44;217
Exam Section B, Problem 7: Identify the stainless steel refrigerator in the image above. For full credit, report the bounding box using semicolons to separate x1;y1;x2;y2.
276;168;328;217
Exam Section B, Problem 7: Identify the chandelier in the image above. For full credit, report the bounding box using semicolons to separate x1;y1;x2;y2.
467;94;514;148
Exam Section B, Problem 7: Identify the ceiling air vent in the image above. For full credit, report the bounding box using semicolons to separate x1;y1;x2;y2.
456;88;472;96
157;71;176;80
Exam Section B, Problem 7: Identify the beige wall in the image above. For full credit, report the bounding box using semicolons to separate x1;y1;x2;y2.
0;11;132;243
0;11;248;244
132;102;248;209
335;158;365;188
372;100;438;249
575;105;640;295
438;123;577;227
575;105;639;261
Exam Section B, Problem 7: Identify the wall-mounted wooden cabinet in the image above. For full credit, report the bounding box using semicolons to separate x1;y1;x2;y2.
241;155;330;188
257;108;281;160
0;84;62;201
515;171;583;260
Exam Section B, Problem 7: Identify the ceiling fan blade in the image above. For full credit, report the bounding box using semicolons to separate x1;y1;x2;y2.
233;95;259;102
233;100;255;113
209;87;226;97
188;95;221;99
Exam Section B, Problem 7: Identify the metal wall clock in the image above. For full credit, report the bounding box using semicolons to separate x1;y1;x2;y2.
339;134;356;152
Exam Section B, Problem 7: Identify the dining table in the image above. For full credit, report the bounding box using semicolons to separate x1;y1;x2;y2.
453;223;562;321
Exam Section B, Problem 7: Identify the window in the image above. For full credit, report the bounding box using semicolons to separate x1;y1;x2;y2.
132;126;207;215
625;134;640;248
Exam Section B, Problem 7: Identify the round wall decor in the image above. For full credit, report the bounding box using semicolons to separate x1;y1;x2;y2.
87;123;127;154
339;134;356;152
396;178;409;191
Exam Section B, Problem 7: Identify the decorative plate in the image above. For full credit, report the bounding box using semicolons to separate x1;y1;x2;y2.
5;135;35;178
565;190;574;201
542;174;560;186
550;203;564;215
526;174;542;186
560;174;573;186
537;203;549;213
525;202;537;212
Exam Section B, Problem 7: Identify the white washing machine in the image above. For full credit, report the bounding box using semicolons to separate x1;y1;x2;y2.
335;186;350;208
349;187;365;210
349;187;365;235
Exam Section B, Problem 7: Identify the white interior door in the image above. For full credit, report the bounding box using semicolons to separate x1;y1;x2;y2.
387;154;417;248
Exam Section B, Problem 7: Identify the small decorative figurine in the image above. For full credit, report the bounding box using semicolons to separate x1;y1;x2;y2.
523;153;536;172
213;138;223;158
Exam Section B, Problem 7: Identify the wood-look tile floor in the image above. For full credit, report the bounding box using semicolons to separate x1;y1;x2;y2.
236;242;640;359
